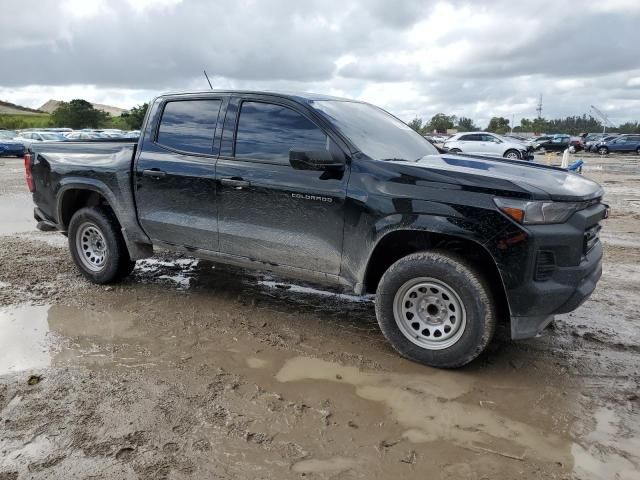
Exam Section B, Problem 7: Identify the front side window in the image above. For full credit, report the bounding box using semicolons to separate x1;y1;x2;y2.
156;99;221;154
311;100;438;161
234;101;327;164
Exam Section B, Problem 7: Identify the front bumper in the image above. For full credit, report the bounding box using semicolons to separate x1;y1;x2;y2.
510;241;602;339
498;202;606;340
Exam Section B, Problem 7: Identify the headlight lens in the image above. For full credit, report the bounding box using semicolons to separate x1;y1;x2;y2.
494;198;588;224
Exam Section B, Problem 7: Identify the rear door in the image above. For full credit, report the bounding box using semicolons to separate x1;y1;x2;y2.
215;96;348;274
457;134;483;154
629;135;640;152
134;96;224;251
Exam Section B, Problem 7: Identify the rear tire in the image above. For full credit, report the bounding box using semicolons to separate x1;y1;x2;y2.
449;148;462;154
636;147;640;156
68;206;135;284
375;251;496;368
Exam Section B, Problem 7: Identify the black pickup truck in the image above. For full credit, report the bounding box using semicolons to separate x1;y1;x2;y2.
26;90;607;368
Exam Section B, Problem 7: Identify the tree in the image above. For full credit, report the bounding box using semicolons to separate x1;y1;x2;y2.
456;116;478;132
407;117;425;134
50;99;108;129
617;121;640;133
120;103;149;130
428;113;455;133
486;116;510;134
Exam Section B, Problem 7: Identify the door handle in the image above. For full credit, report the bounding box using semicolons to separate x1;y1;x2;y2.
142;168;166;178
220;177;251;189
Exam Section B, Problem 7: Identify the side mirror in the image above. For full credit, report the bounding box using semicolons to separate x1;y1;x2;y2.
289;149;344;171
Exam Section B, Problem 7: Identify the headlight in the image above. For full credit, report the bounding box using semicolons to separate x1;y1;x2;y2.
494;198;589;224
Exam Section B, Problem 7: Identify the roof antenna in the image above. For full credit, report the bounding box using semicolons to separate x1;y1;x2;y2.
203;70;213;90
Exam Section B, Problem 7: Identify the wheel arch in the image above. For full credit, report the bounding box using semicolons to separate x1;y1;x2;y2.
56;179;153;260
362;228;510;322
57;181;119;230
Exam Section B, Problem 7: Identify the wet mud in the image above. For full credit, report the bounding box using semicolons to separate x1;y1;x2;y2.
0;156;639;479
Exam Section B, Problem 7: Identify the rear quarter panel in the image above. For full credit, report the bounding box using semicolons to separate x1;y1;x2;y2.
30;141;149;244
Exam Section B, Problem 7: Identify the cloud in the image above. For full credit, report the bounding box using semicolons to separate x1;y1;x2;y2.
1;0;639;126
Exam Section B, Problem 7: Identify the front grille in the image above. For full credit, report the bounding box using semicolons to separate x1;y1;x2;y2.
535;250;556;281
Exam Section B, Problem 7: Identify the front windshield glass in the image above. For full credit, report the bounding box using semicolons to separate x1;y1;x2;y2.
311;100;439;161
0;131;16;139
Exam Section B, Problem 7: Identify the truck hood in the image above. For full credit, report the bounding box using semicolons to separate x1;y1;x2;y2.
406;153;603;202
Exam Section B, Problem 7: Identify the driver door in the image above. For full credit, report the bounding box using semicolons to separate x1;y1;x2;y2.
215;97;348;274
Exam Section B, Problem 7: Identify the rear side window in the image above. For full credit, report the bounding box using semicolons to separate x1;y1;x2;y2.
234;101;327;164
460;134;482;141
157;99;221;154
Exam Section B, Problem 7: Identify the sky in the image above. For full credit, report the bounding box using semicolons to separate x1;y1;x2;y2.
1;0;640;127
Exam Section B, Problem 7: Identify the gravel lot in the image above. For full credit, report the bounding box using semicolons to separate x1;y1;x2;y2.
0;153;639;479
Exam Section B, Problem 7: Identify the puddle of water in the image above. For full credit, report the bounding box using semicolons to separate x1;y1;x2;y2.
276;356;565;464
572;407;640;479
276;356;640;475
0;193;35;235
0;305;53;374
292;457;359;474
246;357;268;368
2;297;637;478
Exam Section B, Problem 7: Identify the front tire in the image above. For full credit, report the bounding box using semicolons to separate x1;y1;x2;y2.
448;148;462;153
68;207;135;284
503;149;521;159
598;146;609;155
375;251;496;368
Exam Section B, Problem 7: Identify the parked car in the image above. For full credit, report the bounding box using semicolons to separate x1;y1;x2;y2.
534;135;584;153
588;135;618;152
584;133;617;151
0;130;25;157
443;132;533;160
64;131;107;140
26;90;606;368
594;134;640;155
14;131;67;149
123;130;141;139
527;135;553;146
504;134;528;142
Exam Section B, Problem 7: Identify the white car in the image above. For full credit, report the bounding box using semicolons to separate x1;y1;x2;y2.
13;131;67;149
443;132;532;160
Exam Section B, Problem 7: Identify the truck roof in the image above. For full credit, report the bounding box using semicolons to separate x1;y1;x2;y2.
157;89;358;104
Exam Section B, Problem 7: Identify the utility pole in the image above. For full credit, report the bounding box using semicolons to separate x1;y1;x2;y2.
536;93;543;119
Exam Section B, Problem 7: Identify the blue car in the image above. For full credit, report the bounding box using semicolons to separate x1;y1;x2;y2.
0;131;25;157
595;134;640;155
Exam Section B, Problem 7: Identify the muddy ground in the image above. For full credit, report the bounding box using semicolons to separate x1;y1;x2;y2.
0;153;638;479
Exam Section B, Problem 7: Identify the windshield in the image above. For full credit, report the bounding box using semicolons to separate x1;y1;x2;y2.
311;100;439;161
0;131;16;139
